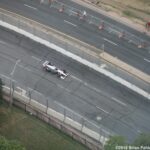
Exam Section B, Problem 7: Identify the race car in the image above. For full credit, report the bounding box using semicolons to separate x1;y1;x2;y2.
57;69;68;79
42;61;58;73
42;61;68;79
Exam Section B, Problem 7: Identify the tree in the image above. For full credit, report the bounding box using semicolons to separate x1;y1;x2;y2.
134;133;150;146
104;133;150;150
0;78;3;105
104;136;126;150
0;135;26;150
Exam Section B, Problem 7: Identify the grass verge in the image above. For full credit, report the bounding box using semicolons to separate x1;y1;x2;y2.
0;102;89;150
122;10;142;20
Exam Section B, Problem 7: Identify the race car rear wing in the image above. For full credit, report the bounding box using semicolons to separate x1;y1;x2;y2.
42;61;49;67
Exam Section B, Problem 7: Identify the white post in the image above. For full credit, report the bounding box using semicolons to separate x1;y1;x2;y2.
102;44;105;52
9;59;20;107
102;44;105;57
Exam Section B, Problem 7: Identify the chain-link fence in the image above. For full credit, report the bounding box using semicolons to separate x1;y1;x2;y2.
47;0;150;51
0;73;111;144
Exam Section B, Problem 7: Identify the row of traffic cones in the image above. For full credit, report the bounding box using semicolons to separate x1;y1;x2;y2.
57;4;147;49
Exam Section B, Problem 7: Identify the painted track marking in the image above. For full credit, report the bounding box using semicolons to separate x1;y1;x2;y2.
32;56;41;61
103;38;118;46
96;106;109;114
144;58;150;63
111;97;126;106
24;4;37;10
64;20;77;27
0;40;7;45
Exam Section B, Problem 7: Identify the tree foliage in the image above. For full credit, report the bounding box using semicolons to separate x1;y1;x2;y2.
0;136;26;150
134;133;150;146
104;136;126;150
104;134;150;150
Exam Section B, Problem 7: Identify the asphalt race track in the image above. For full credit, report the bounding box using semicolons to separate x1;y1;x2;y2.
0;27;150;142
0;0;150;74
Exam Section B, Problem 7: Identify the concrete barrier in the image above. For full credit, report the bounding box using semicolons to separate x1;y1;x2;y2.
0;8;149;84
99;52;150;82
2;86;104;149
0;19;149;100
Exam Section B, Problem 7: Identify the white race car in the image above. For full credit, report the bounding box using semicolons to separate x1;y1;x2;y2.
42;61;68;79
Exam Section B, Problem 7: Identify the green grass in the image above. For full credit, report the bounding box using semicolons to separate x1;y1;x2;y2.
122;10;143;20
0;103;89;150
128;6;150;15
137;0;150;5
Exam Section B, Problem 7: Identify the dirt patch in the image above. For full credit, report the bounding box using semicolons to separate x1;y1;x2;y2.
86;0;150;25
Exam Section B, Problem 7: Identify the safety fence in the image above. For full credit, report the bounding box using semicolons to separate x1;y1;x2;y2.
0;73;111;146
43;0;150;51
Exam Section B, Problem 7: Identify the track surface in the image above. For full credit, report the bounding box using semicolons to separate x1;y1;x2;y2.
0;0;150;74
0;27;150;142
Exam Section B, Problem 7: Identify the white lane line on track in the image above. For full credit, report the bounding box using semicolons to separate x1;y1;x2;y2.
10;59;21;76
69;10;78;16
100;64;106;69
32;56;41;61
71;75;103;93
1;21;149;100
54;101;110;136
0;53;30;73
103;38;118;46
0;53;15;62
0;73;10;80
111;97;127;106
24;4;37;10
54;101;111;137
64;20;77;27
24;67;31;72
71;75;103;94
144;58;150;63
57;84;71;92
137;130;142;133
28;87;43;95
96;106;109;114
0;40;7;45
71;75;82;82
72;75;127;107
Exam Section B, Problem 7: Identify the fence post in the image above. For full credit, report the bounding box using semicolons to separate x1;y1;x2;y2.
28;89;31;104
81;118;85;132
99;127;102;142
12;81;14;98
63;108;66;122
9;79;12;107
46;99;49;113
